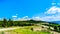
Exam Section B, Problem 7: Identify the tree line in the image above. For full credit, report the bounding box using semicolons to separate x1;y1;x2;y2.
0;18;40;27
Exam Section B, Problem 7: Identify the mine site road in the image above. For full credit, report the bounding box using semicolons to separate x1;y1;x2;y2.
0;27;21;31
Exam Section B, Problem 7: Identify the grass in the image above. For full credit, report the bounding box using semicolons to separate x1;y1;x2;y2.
4;26;50;34
13;29;50;34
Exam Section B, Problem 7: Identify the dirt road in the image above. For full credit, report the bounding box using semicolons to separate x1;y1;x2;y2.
0;27;20;31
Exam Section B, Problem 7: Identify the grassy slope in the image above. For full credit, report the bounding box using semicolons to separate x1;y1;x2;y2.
5;26;50;34
14;29;50;34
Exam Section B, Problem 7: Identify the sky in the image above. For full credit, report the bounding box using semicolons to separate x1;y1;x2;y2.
0;0;60;21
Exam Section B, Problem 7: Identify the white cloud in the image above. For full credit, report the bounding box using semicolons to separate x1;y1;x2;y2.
32;16;41;21
12;16;31;21
31;16;59;21
52;3;56;5
16;14;18;15
18;16;31;21
45;6;60;14
12;15;17;18
42;6;60;21
41;15;60;21
22;16;28;19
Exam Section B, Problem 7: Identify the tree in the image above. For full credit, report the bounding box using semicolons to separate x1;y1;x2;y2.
3;18;7;27
54;26;58;32
8;19;13;26
58;25;60;32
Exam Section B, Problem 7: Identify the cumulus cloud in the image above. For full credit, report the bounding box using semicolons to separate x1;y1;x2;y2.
42;6;60;21
52;3;56;5
22;16;28;19
32;16;41;21
40;15;60;21
16;14;18;15
18;16;31;21
12;15;17;18
45;6;60;14
31;16;58;21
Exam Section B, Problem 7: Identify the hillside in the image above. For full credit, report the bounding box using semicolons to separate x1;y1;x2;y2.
0;19;60;34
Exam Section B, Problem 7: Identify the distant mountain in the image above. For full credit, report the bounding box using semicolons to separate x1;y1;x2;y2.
51;21;60;24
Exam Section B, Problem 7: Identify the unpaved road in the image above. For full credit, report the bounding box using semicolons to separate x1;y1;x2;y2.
0;27;20;31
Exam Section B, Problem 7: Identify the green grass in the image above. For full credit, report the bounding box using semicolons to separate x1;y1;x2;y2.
14;29;50;34
5;26;50;34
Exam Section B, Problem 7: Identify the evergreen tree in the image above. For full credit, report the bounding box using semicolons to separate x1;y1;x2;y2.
58;25;60;32
54;26;58;32
8;19;13;26
3;18;7;27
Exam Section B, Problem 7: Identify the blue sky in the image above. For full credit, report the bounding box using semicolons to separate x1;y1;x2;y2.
0;0;60;21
